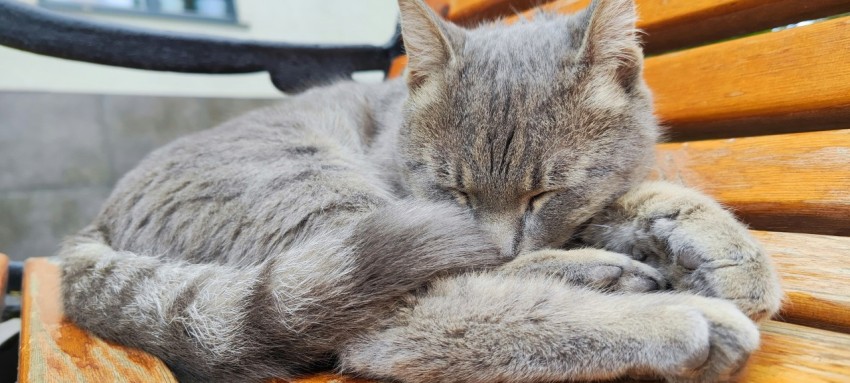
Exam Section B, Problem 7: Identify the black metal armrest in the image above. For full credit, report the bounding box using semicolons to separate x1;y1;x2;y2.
0;0;403;93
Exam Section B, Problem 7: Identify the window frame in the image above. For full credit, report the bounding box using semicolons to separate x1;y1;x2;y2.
38;0;239;25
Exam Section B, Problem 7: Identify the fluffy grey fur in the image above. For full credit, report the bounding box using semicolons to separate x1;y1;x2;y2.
60;0;782;382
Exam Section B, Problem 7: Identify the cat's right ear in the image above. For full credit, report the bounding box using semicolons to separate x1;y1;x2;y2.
577;0;642;90
398;0;464;91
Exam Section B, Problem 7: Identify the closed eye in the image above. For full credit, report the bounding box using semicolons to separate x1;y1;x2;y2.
446;188;470;206
528;190;559;212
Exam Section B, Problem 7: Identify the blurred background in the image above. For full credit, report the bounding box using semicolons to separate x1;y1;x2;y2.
0;0;399;261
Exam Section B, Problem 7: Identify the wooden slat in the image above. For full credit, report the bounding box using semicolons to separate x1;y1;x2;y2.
450;0;850;55
755;230;850;332
0;253;7;314
653;129;850;236
19;258;178;383
424;0;452;17
446;0;543;24
738;321;850;383
646;16;850;139
636;0;850;55
387;55;409;79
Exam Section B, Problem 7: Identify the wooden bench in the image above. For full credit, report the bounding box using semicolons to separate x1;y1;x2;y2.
0;254;7;315
16;0;850;382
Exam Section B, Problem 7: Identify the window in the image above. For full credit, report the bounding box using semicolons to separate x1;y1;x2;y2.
40;0;238;24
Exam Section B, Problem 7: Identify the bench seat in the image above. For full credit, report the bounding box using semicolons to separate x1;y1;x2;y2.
0;253;7;315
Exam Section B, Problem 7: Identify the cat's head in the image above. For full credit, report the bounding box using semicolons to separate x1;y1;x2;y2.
396;0;659;258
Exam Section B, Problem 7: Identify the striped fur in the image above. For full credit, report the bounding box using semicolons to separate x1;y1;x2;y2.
61;1;781;382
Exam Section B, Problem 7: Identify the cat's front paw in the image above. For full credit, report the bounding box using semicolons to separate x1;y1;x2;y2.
657;296;760;383
502;249;666;293
653;210;783;322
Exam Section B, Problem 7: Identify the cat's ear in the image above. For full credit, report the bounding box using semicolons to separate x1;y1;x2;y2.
578;0;642;89
398;0;464;90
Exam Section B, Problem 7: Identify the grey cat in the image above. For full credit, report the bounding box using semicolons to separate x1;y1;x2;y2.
60;0;783;382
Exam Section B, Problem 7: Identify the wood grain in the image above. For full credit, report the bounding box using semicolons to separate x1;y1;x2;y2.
424;0;452;17
542;0;850;54
636;0;850;55
0;253;7;314
19;258;178;383
653;129;850;236
454;0;850;54
387;55;408;79
754;231;850;332
738;321;850;383
446;0;544;24
646;16;850;140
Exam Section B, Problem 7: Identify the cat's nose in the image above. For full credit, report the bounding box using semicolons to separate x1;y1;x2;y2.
481;219;520;259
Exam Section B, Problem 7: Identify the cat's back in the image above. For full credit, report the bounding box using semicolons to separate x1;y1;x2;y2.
134;78;406;173
91;79;407;264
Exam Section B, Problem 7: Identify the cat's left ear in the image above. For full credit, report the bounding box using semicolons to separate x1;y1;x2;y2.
398;0;465;91
578;0;643;89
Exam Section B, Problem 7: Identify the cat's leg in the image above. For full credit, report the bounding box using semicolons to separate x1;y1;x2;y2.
338;273;759;383
62;200;505;383
579;181;783;321
499;248;665;292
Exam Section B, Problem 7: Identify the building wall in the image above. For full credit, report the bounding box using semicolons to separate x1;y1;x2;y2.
0;0;398;98
0;92;279;261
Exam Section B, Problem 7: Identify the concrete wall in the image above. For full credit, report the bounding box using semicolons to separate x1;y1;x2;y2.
0;1;400;260
0;0;398;97
0;92;278;261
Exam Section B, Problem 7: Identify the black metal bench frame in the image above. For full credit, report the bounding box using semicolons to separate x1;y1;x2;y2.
0;0;404;93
